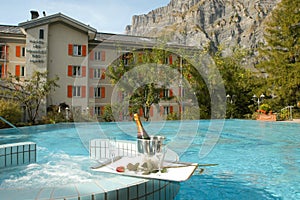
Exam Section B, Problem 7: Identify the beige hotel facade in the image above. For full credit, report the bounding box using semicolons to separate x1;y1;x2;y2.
0;12;194;122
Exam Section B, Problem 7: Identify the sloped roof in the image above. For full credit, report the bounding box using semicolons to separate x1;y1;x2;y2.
0;25;23;34
19;13;97;34
95;32;157;44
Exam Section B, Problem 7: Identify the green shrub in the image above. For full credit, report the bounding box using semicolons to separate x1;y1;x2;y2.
251;112;259;120
259;103;271;113
279;109;289;121
166;112;178;120
0;99;22;128
102;105;114;122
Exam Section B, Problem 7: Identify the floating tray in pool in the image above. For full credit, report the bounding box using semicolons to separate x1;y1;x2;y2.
91;156;198;182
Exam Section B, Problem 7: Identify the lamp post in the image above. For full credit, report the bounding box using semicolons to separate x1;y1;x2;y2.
66;107;69;121
252;94;265;110
226;94;236;119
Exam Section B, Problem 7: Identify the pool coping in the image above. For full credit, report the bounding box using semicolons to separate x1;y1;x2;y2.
0;139;181;200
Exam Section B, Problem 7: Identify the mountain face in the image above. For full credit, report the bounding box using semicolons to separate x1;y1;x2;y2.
125;0;281;55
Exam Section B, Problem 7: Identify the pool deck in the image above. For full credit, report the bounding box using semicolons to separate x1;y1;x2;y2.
282;119;300;123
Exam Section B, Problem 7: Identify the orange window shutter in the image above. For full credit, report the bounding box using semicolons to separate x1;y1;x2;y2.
101;51;106;61
160;90;163;98
139;108;143;116
81;86;86;97
4;64;7;78
15;65;20;76
16;46;21;57
82;45;87;56
89;87;94;98
82;66;86;77
101;69;106;79
89;68;94;79
150;106;154;117
169;55;173;64
160;106;164;115
170;106;173;113
68;65;73;76
101;87;106;98
67;85;73;98
68;44;73;55
101;106;105;115
5;46;8;56
89;50;94;60
169;89;173;97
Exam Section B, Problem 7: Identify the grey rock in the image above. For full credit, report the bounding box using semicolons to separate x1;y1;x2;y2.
125;0;281;56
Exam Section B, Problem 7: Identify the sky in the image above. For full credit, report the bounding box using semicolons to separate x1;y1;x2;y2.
0;0;170;34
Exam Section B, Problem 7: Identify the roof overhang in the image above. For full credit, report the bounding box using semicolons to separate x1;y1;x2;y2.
18;13;97;40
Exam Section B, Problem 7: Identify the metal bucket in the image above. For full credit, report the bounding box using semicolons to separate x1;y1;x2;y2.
137;136;165;156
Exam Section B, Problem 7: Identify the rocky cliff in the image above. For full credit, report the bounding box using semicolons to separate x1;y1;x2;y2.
125;0;281;54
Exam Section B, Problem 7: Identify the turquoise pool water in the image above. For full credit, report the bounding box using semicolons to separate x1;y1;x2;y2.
0;120;299;199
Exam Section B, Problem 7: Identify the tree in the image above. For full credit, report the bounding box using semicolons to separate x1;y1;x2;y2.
0;99;22;128
107;48;178;121
213;46;263;118
102;104;114;122
257;0;300;109
5;71;59;123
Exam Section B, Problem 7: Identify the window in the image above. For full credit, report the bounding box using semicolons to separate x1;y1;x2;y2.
21;66;25;77
69;44;86;56
0;64;7;78
94;69;101;78
93;68;105;79
165;57;169;64
163;106;169;115
0;65;2;78
164;55;173;65
73;86;81;97
39;29;44;39
0;45;7;59
90;50;105;61
122;53;133;66
72;66;81;76
22;47;26;57
163;89;169;98
94;51;101;60
94;106;104;116
68;65;86;77
161;89;172;98
68;85;85;98
73;45;82;56
94;87;105;98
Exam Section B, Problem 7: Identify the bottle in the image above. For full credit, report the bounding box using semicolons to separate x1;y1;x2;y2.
134;113;150;140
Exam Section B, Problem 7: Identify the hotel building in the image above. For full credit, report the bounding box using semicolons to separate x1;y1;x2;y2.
0;12;194;122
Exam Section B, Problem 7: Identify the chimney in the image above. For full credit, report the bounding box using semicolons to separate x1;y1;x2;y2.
30;10;39;19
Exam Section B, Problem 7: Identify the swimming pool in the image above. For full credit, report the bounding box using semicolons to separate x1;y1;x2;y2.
0;120;299;199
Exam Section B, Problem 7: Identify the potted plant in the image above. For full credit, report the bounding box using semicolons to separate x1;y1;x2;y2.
259;103;271;114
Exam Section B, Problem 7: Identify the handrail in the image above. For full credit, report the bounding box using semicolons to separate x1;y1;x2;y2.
0;116;20;131
281;106;294;120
